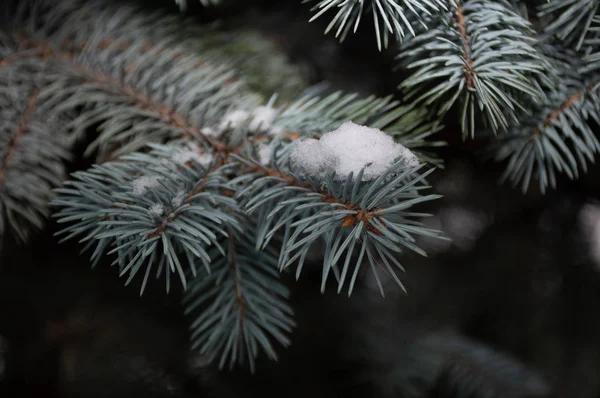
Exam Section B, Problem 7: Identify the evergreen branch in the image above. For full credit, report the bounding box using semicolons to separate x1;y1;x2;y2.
398;0;547;139
303;0;449;50
403;332;552;397
183;226;294;372
1;0;447;372
12;34;245;158
492;76;600;193
0;0;261;161
238;158;443;296
38;0;306;100
0;76;70;242
538;0;599;50
581;15;600;73
52;144;241;293
0;87;40;186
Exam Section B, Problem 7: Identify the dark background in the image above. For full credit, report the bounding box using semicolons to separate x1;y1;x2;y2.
2;0;600;397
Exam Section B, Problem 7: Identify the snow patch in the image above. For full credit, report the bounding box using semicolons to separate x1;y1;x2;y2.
290;121;419;181
172;190;187;207
249;106;277;132
132;175;162;195
172;142;213;167
202;126;221;137
257;143;272;166
219;109;250;131
217;107;278;134
149;203;164;216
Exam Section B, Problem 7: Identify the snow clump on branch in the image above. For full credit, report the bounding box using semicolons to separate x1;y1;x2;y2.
132;175;163;195
290;121;419;181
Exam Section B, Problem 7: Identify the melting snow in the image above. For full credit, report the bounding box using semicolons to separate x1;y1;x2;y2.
149;203;164;216
172;190;187;207
290;121;419;181
171;142;213;167
203;126;221;137
257;143;272;166
132;175;162;195
249;106;277;132
219;109;250;131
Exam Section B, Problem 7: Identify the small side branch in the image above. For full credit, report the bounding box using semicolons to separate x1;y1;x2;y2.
0;87;40;186
455;4;475;88
250;165;386;234
532;81;599;137
11;34;227;152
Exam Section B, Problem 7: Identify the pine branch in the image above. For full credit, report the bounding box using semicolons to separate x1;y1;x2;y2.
9;34;249;159
375;331;552;397
0;0;262;160
0;88;40;186
236;150;443;296
0;73;70;242
491;42;600;193
183;226;294;372
52;144;240;293
581;15;600;74
398;0;547;139
5;0;445;372
303;0;449;50
419;333;552;397
538;0;599;51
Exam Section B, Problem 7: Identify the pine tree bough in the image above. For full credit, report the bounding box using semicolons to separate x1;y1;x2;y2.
399;0;547;139
539;0;600;51
0;73;70;242
172;0;600;195
493;78;600;193
0;0;444;372
303;0;449;50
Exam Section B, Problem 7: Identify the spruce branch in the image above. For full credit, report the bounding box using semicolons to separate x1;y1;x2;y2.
237;153;443;296
491;42;600;194
398;0;547;139
0;75;71;242
0;0;261;162
407;332;552;397
538;0;599;50
581;15;600;74
2;0;445;372
183;227;294;373
52;144;241;293
303;0;449;50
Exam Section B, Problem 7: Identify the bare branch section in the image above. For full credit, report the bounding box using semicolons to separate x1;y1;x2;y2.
0;87;40;186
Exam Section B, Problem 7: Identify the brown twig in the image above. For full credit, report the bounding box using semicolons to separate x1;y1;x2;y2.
0;87;40;186
531;82;599;137
249;165;386;235
455;4;476;89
